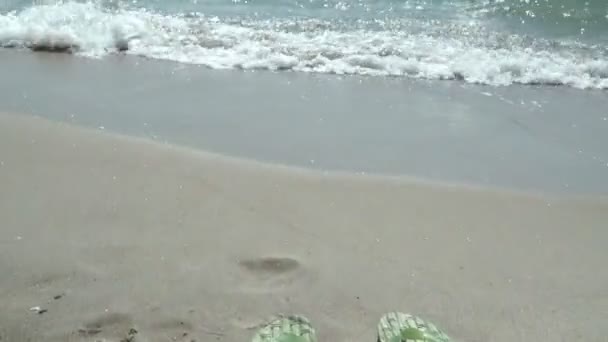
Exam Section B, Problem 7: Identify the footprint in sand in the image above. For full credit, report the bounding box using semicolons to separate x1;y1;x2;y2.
77;313;138;341
239;257;300;275
237;256;304;292
149;318;198;341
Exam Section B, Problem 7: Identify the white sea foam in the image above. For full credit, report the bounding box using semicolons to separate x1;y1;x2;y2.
1;1;607;89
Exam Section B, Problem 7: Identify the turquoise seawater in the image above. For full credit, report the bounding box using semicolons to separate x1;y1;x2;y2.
1;0;607;88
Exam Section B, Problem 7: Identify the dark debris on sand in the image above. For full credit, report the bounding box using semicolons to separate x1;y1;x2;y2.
120;328;138;342
29;42;78;53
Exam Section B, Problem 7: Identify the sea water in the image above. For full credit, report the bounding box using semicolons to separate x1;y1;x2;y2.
1;0;607;88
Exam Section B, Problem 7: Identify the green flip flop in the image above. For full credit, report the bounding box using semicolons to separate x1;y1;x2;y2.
377;312;450;342
251;315;317;342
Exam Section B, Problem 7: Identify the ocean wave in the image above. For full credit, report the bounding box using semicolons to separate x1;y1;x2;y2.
1;1;607;89
471;0;608;24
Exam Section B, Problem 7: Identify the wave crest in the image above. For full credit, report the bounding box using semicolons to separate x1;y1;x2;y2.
1;1;607;89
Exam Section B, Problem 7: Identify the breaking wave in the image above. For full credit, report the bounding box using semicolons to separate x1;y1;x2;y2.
1;1;607;89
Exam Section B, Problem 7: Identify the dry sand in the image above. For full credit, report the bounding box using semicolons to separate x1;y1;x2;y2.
1;112;607;342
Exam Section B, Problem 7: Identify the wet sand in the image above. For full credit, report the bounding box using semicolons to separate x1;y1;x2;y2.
2;50;608;194
1;112;607;342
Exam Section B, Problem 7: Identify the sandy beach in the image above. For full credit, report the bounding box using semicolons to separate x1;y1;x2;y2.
2;0;608;339
1;111;607;342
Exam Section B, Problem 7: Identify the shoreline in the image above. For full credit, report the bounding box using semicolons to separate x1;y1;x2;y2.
2;49;608;195
5;110;606;201
1;111;608;342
